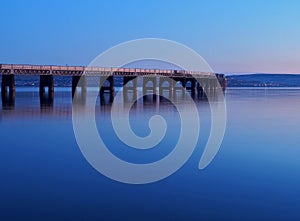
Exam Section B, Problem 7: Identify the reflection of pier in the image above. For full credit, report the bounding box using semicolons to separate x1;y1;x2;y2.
1;64;226;108
0;91;215;119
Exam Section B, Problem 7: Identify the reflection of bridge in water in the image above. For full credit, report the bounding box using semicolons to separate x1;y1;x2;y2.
1;64;226;109
0;92;215;119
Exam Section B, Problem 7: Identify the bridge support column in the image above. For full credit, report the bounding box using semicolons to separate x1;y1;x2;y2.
186;78;196;96
222;78;227;91
123;77;137;91
1;74;15;109
40;75;54;107
109;76;114;96
209;78;215;90
211;78;218;90
196;78;204;97
203;78;209;91
40;75;54;93
72;76;86;104
173;77;186;92
143;77;157;101
123;76;137;103
159;77;173;97
216;74;226;91
100;76;114;103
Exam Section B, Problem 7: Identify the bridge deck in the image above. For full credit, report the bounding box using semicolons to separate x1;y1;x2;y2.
0;64;216;78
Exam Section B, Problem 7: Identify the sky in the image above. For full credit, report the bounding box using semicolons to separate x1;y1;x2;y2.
1;0;300;74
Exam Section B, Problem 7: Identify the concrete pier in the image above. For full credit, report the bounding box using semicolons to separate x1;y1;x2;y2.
1;74;15;108
72;76;86;97
123;76;137;92
187;78;196;95
40;75;54;93
39;75;54;107
123;76;138;103
72;76;87;104
143;76;157;101
173;77;186;91
159;77;174;95
100;76;114;94
99;76;114;103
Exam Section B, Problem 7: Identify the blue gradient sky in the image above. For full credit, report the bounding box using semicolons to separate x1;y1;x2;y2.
1;0;300;73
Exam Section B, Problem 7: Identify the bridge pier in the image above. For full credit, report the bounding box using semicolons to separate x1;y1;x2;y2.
123;76;137;91
123;90;138;103
143;76;157;101
1;74;16;109
209;78;216;90
216;74;226;91
185;78;196;96
196;79;204;97
40;75;54;107
123;76;137;103
173;77;186;91
72;76;86;104
159;77;174;96
100;76;114;102
211;78;218;90
204;79;208;91
40;75;54;92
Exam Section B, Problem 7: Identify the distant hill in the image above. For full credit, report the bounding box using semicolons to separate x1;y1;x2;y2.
226;74;300;87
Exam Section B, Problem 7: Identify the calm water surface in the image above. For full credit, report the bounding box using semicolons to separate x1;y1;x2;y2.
1;88;300;220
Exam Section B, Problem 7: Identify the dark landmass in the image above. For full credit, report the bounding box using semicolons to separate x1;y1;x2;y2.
226;74;300;87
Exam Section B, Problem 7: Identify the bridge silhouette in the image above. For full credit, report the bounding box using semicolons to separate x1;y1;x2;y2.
0;64;226;108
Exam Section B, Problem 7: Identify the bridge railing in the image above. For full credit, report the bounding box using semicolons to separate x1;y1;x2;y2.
0;64;217;78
